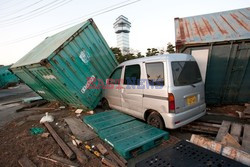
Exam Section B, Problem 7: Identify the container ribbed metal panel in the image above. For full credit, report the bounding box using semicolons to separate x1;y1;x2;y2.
11;19;118;109
175;7;250;47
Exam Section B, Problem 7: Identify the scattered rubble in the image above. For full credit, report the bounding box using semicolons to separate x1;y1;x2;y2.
40;112;54;123
0;85;249;166
74;109;83;114
18;156;36;167
190;134;250;166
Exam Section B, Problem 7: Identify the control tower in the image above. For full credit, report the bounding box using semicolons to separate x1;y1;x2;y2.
113;15;131;55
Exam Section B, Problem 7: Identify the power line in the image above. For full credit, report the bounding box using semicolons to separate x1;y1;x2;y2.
0;0;69;23
0;0;45;17
0;0;16;7
0;0;72;26
0;0;141;46
0;0;28;10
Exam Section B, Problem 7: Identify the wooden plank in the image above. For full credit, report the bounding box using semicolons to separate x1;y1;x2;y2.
24;107;55;111
38;155;78;167
44;122;75;160
96;143;108;155
67;142;88;165
105;146;127;167
191;135;250;166
215;121;231;142
50;154;79;167
230;123;242;142
190;134;222;154
64;117;97;141
27;112;61;121
243;106;250;114
18;156;36;167
182;124;218;134
101;158;116;167
242;124;250;152
221;133;241;149
222;146;250;166
192;121;221;128
16;100;47;112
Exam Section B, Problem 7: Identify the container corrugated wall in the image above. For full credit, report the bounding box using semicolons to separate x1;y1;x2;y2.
175;8;250;104
0;65;19;88
181;42;250;104
11;19;118;109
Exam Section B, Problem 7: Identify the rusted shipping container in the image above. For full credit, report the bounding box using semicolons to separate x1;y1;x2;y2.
175;8;250;104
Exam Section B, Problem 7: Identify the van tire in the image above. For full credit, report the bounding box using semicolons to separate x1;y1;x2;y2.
147;112;164;129
101;98;110;110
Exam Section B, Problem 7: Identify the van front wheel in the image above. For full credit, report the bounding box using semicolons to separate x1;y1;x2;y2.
147;112;164;129
101;98;110;110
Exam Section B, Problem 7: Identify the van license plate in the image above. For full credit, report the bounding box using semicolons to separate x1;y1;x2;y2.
187;96;197;106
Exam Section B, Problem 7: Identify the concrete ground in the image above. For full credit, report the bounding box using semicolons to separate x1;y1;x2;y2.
0;84;39;128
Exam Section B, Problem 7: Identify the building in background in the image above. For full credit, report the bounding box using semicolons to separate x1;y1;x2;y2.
113;15;131;55
175;7;250;105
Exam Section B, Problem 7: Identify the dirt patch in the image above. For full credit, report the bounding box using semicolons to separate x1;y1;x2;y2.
0;107;114;167
208;105;245;117
0;119;62;167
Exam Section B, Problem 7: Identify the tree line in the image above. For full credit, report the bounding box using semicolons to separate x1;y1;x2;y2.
111;42;175;64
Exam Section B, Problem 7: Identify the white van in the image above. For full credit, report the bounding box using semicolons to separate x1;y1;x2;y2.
102;53;206;129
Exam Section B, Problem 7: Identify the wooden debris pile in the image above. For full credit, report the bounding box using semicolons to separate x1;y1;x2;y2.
190;120;250;166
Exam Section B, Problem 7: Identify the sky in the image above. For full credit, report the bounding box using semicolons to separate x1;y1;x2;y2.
0;0;249;65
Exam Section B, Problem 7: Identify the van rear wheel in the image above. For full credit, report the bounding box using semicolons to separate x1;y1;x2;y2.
147;112;164;129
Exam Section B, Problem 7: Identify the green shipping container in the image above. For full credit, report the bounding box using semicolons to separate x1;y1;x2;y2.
11;19;118;110
0;65;19;89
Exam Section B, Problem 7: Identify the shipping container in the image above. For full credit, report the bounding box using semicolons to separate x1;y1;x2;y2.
11;19;118;109
0;65;19;89
175;8;250;104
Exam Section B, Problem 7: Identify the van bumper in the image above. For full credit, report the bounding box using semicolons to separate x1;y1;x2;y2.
161;104;206;129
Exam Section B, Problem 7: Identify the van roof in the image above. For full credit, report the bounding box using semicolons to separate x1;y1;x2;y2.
119;53;194;66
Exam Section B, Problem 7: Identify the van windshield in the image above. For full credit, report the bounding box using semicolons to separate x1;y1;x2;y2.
171;61;202;86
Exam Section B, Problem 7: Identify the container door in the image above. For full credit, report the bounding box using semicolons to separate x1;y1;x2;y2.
170;61;205;114
105;67;123;110
121;64;143;118
223;43;250;103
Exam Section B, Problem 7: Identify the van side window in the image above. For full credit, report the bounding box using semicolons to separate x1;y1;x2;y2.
171;61;202;86
146;62;164;86
109;67;122;84
124;65;140;85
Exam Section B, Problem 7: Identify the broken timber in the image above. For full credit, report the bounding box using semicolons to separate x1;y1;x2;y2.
37;155;78;167
67;142;88;165
96;143;108;155
190;134;250;166
216;121;231;142
64;117;97;141
44;122;75;160
221;133;241;149
242;124;250;153
18;156;36;167
216;121;250;153
181;121;220;134
16;100;47;112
